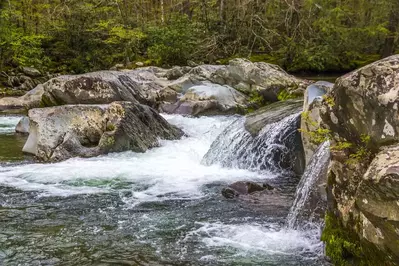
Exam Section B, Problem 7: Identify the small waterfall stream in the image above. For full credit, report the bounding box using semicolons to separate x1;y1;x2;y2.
202;113;302;173
287;141;330;228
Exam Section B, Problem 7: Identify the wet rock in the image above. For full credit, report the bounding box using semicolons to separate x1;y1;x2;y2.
15;117;30;134
287;141;330;228
245;100;305;175
161;83;248;116
301;81;334;164
22;101;184;162
245;99;303;136
222;181;266;198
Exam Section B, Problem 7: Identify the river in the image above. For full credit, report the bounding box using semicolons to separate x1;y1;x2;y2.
0;115;327;265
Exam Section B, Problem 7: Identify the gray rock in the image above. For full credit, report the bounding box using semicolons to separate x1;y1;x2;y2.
245;99;303;136
22;102;184;162
211;58;309;101
161;83;249;116
40;70;170;108
321;55;399;265
0;85;44;112
355;145;399;262
15;116;30;134
21;67;41;77
301;81;334;164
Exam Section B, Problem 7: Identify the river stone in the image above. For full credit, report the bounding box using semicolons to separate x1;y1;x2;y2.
321;55;399;265
245;99;303;136
15;117;30;134
0;85;44;112
222;181;267;198
161;83;249;116
301;81;334;164
40;70;171;108
22;102;184;162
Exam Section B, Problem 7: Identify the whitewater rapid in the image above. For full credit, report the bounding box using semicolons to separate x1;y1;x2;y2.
0;114;325;265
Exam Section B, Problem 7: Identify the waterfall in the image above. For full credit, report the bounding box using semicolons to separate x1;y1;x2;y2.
202;113;302;173
287;141;330;228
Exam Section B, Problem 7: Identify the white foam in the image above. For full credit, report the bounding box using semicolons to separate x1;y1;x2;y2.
189;222;323;255
0;116;22;134
0;115;270;199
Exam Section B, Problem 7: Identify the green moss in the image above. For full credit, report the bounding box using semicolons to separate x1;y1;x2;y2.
101;135;115;147
321;212;363;265
39;94;65;107
277;89;298;101
0;88;25;97
106;123;116;132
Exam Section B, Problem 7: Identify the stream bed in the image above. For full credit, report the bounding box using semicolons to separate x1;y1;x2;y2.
0;115;327;265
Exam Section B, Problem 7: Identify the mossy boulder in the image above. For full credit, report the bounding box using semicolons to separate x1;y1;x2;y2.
320;55;399;265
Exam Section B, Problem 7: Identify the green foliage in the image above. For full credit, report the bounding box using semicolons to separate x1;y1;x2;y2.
321;212;363;266
277;89;298;101
0;0;397;73
146;16;200;66
323;95;335;108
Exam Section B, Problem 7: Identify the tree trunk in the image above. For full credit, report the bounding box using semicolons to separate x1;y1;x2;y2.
382;6;399;58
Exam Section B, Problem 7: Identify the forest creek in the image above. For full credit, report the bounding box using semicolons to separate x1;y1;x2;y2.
1;1;399;266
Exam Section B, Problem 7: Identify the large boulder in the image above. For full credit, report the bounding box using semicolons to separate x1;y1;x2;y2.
203;100;305;175
40;70;171;108
0;85;44;112
320;55;399;265
160;83;249;116
301;81;334;164
22;102;184;162
211;58;310;102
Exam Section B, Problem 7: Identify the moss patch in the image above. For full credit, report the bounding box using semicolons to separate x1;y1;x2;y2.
321;212;363;265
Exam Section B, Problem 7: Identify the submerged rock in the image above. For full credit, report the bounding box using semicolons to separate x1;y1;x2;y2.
22;102;184;162
320;55;399;265
161;83;249;116
222;181;270;199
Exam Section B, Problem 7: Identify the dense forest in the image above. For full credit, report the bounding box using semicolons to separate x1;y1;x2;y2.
0;0;398;74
